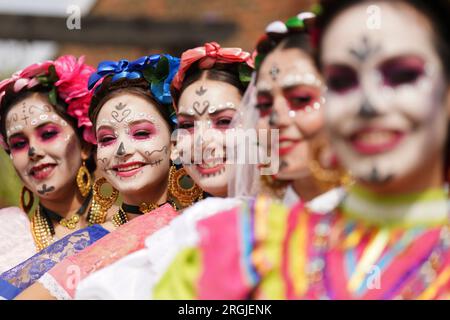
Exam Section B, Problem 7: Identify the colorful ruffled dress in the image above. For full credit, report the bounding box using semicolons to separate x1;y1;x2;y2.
73;191;343;299
151;186;450;300
74;198;242;299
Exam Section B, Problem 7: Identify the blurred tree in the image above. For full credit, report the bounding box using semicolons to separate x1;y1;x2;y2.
0;149;22;208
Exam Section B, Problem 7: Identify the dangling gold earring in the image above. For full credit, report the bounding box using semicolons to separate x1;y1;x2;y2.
168;165;203;208
259;174;289;199
89;177;119;225
307;140;353;190
77;161;92;197
20;186;34;213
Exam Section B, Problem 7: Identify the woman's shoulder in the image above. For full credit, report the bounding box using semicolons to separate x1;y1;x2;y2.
0;206;30;220
0;207;36;273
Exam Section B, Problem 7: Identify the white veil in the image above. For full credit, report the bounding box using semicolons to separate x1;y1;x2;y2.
226;73;262;199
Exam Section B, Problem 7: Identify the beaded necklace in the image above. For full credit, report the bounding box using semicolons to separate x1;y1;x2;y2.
31;191;92;251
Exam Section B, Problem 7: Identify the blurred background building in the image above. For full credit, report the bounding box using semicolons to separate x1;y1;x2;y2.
0;0;314;207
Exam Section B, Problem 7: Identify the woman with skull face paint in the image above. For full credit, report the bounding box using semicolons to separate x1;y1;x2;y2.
0;56;116;298
135;1;449;300
13;54;200;300
71;43;254;299
171;42;253;198
249;13;347;206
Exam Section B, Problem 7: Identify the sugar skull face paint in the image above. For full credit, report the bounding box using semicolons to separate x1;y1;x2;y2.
321;2;449;189
256;47;326;180
5;92;83;199
96;93;171;196
176;78;242;197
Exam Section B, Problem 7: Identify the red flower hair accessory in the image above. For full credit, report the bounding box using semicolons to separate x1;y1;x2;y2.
171;42;254;92
0;55;96;149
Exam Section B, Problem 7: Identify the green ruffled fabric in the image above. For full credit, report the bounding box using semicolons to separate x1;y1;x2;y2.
153;247;202;299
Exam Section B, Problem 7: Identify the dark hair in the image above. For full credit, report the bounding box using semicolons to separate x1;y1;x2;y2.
254;13;318;72
317;0;450;183
171;62;248;108
0;84;96;172
89;77;175;132
256;32;316;81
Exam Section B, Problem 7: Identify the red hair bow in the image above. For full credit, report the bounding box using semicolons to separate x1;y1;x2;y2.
171;42;253;91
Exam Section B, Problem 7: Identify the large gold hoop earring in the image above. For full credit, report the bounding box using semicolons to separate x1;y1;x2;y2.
307;140;352;190
77;161;92;197
20;186;34;213
89;177;119;225
259;174;289;199
168;165;203;208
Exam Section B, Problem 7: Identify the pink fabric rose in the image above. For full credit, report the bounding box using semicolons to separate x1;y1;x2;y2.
54;55;95;102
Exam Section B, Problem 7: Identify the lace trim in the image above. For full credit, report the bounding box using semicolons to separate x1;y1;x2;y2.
0;229;96;290
38;273;71;300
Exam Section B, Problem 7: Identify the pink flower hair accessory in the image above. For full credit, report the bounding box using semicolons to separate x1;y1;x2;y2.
171;42;254;92
0;55;96;149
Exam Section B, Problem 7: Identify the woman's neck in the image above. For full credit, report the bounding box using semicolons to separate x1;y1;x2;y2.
342;184;448;228
38;184;84;218
121;179;169;208
121;186;168;221
291;173;324;202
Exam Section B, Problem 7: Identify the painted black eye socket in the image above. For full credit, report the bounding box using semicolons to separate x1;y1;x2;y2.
255;103;272;111
41;131;58;140
326;72;358;93
134;130;150;137
215;118;232;126
255;103;273;117
379;56;425;88
11;141;27;149
383;67;423;87
291;96;312;105
177;122;194;129
99;136;115;143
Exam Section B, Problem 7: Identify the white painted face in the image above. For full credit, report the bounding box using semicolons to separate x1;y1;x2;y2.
175;78;242;197
96;92;171;196
5;92;84;200
256;47;326;180
321;2;448;187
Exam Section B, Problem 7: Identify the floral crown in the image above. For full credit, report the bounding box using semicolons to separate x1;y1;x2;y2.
254;10;319;70
0;55;96;149
171;42;254;103
88;54;180;125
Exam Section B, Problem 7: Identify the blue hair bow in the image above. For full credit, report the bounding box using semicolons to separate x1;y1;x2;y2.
88;54;180;109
